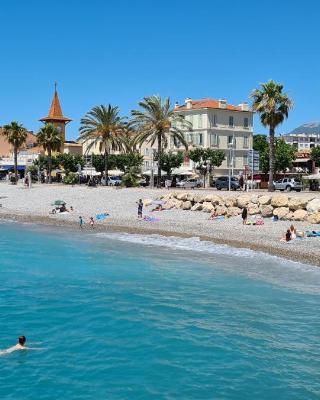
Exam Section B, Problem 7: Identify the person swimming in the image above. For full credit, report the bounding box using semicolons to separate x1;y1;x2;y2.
0;336;27;354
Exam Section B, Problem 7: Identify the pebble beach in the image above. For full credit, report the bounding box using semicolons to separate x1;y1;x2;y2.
0;183;320;266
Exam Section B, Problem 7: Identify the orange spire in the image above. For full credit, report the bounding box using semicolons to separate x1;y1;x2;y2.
39;84;72;123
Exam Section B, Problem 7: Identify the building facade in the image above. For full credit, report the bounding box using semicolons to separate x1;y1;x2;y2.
283;132;320;150
170;98;254;176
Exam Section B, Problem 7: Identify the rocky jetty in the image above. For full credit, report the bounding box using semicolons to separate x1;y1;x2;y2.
159;192;320;224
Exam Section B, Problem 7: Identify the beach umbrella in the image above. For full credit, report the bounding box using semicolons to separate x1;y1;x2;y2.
51;200;66;206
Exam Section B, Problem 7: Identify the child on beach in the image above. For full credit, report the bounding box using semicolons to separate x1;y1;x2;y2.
241;207;248;225
79;216;84;229
89;217;95;229
137;199;143;218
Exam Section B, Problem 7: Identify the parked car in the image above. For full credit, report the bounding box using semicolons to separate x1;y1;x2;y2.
215;176;240;191
176;178;202;189
274;178;302;192
101;176;122;186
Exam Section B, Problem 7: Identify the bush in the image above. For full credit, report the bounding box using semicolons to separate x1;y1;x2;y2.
63;172;78;185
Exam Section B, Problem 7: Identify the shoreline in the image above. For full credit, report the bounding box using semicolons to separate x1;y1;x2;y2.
1;212;319;267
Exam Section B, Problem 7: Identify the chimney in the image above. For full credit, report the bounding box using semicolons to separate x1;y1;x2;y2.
239;102;249;111
218;99;227;109
185;97;192;109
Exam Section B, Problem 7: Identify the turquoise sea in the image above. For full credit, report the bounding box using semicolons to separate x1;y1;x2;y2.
0;222;319;400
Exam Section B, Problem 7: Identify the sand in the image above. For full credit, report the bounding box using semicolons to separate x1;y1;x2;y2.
0;182;319;266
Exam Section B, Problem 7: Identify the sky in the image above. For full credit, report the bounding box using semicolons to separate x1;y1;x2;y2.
1;0;319;140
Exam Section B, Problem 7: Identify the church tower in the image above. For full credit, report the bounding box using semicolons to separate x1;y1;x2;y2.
39;84;72;152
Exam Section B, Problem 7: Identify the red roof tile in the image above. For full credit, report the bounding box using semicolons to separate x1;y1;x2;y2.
175;98;249;112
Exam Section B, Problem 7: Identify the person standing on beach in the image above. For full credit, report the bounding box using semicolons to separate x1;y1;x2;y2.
79;216;84;229
89;217;95;229
137;199;143;218
241;207;248;225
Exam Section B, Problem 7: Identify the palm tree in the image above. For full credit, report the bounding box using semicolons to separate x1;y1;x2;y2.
131;95;190;188
37;123;63;183
78;105;126;185
2;121;28;183
251;80;293;191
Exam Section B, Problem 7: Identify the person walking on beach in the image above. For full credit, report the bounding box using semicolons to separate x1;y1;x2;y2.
89;217;95;229
79;216;84;229
241;207;248;225
137;199;143;218
239;175;244;191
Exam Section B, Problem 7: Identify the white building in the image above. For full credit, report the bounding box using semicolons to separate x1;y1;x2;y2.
283;132;320;150
169;97;254;176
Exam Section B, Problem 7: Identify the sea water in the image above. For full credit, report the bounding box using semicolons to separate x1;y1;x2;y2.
0;223;319;400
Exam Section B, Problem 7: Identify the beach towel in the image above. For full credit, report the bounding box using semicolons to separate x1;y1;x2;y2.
96;213;109;220
305;231;320;237
143;216;159;222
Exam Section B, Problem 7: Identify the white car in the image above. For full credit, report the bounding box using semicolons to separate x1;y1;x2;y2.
101;176;122;186
176;178;202;189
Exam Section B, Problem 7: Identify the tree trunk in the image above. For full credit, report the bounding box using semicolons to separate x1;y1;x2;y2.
14;145;18;184
104;147;108;186
157;134;162;188
268;127;275;192
48;148;52;184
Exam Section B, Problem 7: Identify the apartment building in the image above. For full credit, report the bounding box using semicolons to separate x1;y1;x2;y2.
170;98;254;176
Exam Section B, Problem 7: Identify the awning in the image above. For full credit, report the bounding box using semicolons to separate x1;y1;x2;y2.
0;165;26;171
108;169;124;176
302;173;320;180
171;168;194;176
143;169;167;176
294;158;310;163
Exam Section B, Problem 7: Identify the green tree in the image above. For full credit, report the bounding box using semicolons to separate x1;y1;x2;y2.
115;153;143;172
131;95;190;187
91;154;117;174
2;121;28;182
154;151;184;178
311;146;320;167
188;148;225;187
251;80;293;191
78;105;126;185
34;154;60;172
37;123;63;183
253;135;296;174
56;153;85;175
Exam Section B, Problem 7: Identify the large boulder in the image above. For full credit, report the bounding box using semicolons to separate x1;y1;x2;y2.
227;207;241;217
202;202;214;212
237;194;251;208
306;198;320;213
307;212;320;224
273;207;290;219
185;193;195;202
288;197;310;211
225;197;237;207
250;195;260;204
292;209;308;221
191;202;202;211
162;200;175;210
258;195;271;205
283;211;294;221
203;194;222;205
193;194;205;203
215;205;227;216
248;204;260;215
176;192;189;201
260;205;274;217
271;194;289;207
182;201;192;210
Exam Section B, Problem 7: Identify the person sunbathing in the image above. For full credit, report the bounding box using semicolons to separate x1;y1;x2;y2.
152;204;163;212
280;229;292;242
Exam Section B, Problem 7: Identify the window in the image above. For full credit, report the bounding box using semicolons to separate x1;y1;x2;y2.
243;117;249;128
188;115;193;126
193;133;203;146
243;136;249;148
243;155;248;166
229;116;234;127
228;135;234;145
210;133;218;147
210;114;217;127
144;148;149;156
198;114;202;128
145;161;150;169
214;114;217;126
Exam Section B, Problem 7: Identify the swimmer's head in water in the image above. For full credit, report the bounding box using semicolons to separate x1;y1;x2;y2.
18;336;26;346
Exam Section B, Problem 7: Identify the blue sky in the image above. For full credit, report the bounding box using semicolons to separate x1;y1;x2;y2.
0;0;319;140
